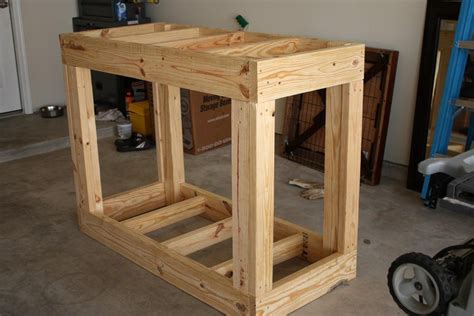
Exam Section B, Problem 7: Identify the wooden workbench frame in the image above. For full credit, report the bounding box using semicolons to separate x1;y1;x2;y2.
61;23;364;315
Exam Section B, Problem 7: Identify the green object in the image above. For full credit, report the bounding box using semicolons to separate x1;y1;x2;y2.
235;15;249;29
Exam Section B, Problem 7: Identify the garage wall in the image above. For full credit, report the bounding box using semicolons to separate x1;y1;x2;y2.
20;0;77;112
146;0;427;165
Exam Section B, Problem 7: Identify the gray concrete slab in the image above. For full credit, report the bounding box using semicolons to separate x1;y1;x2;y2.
0;139;473;315
0;114;114;163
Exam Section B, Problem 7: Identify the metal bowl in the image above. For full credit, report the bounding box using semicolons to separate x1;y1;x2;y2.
40;105;64;118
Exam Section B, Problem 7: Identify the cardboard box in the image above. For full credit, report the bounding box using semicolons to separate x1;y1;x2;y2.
181;89;231;155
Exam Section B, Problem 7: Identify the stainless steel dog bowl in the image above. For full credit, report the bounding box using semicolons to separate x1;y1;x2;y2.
40;105;64;118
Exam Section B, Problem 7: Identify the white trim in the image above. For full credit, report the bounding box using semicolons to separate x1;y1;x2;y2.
9;0;33;114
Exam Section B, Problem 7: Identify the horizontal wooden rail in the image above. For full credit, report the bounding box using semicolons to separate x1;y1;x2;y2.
257;251;357;314
163;218;232;255
115;28;202;44
104;182;166;221
157;32;245;49
81;212;251;314
122;196;207;233
180;183;233;222
256;44;364;102
180;182;324;262
205;38;316;58
212;234;303;277
83;23;189;39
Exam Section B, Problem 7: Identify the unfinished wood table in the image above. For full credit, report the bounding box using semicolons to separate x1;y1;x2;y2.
60;23;364;315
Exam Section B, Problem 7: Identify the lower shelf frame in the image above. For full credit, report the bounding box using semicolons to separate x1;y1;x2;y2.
81;182;357;315
64;65;362;315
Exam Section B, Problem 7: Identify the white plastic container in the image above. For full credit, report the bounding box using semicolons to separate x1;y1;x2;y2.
116;120;132;139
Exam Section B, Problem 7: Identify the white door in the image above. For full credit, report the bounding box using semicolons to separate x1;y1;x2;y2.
0;0;22;113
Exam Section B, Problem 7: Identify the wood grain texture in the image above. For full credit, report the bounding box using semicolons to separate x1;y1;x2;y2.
62;23;364;315
323;85;342;255
64;66;103;219
154;84;185;204
273;217;324;263
122;196;206;234
207;38;329;58
103;182;166;221
256;44;365;102
323;80;363;255
80;212;253;315
232;100;275;296
256;251;357;315
64;66;82;224
180;183;233;222
83;23;189;39
158;32;278;51
337;80;363;254
212;234;303;277
163;218;232;255
82;23;161;38
158;32;246;49
114;28;202;44
61;24;363;102
60;34;254;101
180;182;322;245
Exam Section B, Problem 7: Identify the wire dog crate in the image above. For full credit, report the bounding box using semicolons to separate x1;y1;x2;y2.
282;47;398;185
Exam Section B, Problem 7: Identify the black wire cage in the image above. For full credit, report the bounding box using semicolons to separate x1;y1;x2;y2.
281;47;399;185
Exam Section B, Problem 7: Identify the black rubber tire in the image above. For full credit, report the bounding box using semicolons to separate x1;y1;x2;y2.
387;252;454;316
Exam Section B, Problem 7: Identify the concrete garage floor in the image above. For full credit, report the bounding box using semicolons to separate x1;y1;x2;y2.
0;114;114;164
1;137;473;315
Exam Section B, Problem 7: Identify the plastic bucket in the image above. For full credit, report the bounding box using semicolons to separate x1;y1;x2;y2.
116;120;132;139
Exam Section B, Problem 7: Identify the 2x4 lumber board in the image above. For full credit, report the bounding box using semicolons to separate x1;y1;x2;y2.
232;99;275;296
273;217;324;263
212;234;303;277
323;80;363;255
103;182;166;221
64;66;103;219
80;212;253;315
255;44;365;102
205;38;300;57
82;23;162;39
179;182;321;245
256;251;357;315
121;196;206;234
64;67;83;224
156;31;279;50
153;84;185;204
60;34;254;101
207;38;331;59
114;27;229;46
162;218;232;256
157;32;247;50
112;28;202;44
83;23;189;39
180;183;233;222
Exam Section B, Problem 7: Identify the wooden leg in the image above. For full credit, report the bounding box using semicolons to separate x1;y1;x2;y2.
64;66;103;220
323;80;363;255
153;83;185;204
232;99;275;297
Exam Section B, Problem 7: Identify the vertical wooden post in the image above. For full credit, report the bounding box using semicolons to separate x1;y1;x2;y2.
64;66;104;221
232;99;275;297
323;80;363;255
153;83;185;204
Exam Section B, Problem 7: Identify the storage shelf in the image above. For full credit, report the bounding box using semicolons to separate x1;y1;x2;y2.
61;22;364;315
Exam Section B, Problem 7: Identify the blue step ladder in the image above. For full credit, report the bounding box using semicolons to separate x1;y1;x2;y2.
422;0;474;202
